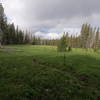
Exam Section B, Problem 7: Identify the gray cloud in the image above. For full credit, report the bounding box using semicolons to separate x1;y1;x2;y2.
21;0;100;19
3;0;100;38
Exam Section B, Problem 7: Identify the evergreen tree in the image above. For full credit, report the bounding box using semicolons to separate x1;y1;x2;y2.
80;24;93;49
57;33;67;52
0;3;7;45
0;4;30;45
94;28;100;51
24;31;30;44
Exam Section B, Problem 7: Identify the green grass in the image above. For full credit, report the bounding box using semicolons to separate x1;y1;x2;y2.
0;45;100;100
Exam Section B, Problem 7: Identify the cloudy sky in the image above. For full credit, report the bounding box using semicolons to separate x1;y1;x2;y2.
2;0;100;39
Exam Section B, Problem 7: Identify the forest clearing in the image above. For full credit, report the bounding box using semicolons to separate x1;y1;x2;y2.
0;45;100;99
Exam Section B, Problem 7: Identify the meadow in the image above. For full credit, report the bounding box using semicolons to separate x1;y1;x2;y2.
0;45;100;100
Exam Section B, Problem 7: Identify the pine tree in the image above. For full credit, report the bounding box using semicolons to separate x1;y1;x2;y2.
80;24;93;49
0;3;7;46
57;33;67;52
0;4;29;45
24;31;30;44
94;28;100;51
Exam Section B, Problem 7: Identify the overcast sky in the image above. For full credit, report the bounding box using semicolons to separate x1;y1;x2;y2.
2;0;100;39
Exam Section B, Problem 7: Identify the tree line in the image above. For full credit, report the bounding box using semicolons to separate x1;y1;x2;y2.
0;3;100;51
1;22;31;45
0;3;31;47
32;24;100;52
57;24;100;52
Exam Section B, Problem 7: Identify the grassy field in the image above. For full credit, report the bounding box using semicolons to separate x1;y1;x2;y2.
0;45;100;100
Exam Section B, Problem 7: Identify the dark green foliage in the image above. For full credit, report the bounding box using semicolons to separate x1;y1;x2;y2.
1;22;30;45
57;33;67;52
68;46;72;52
0;4;31;45
24;30;30;44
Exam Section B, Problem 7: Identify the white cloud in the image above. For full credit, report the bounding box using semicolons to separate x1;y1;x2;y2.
34;31;63;39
